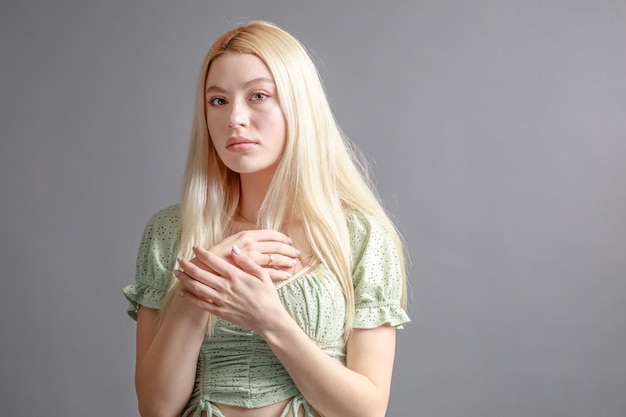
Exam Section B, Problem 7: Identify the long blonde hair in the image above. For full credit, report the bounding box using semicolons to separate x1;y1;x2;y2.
162;21;407;336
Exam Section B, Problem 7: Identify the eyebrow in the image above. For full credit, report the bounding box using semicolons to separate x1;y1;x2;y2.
205;77;275;94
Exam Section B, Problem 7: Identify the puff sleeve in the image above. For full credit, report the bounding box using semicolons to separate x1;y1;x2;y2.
348;212;410;329
122;204;181;320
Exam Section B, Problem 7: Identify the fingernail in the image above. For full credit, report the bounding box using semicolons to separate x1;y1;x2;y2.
292;259;298;266
285;273;292;279
178;290;185;297
174;270;180;277
232;244;241;255
192;245;198;251
177;257;183;264
288;238;294;245
295;249;301;257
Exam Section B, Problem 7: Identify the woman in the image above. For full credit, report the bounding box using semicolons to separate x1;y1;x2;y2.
123;21;410;417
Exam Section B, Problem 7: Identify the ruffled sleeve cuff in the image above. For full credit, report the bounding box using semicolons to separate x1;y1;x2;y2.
122;283;166;321
353;301;411;330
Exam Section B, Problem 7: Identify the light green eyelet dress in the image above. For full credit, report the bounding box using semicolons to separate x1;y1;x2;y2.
123;204;410;417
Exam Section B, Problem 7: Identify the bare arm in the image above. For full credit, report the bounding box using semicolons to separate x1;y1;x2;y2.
177;246;397;417
264;319;396;417
133;230;300;417
135;297;208;417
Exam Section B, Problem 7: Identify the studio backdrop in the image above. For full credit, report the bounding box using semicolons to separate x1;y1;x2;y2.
1;1;625;416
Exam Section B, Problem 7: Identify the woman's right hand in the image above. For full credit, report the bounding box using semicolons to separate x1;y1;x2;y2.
190;229;301;282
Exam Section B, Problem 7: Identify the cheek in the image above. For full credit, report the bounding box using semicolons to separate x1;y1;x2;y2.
261;109;287;137
206;113;223;137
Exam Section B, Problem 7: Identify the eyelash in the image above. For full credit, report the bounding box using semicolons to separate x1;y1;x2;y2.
207;91;270;106
209;97;226;106
251;92;269;101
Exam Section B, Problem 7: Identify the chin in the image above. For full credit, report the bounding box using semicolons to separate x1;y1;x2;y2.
223;159;280;175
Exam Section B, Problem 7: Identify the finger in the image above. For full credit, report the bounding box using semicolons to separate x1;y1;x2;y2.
263;252;299;270
258;242;301;260
229;235;299;265
192;245;258;282
237;229;295;245
177;255;225;291
266;268;293;282
190;245;223;270
230;245;267;281
248;251;299;269
178;287;221;313
174;269;220;302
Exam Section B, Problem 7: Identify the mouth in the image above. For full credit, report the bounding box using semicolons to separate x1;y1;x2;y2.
226;136;257;152
226;136;256;148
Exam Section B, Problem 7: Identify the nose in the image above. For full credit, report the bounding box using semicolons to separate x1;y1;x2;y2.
228;100;249;128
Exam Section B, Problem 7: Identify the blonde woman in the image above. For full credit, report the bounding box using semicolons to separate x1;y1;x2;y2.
123;21;410;417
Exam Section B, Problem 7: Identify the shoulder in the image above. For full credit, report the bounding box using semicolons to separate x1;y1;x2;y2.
144;204;181;228
137;204;182;257
345;209;375;238
141;204;181;237
344;209;397;258
125;204;181;317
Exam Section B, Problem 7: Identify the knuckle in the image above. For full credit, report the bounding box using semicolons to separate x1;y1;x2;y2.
190;281;203;293
237;232;255;247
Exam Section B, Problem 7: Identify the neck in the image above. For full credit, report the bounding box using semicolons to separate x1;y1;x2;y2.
238;172;273;222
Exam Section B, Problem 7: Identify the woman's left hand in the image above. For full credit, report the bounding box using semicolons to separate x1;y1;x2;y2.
175;245;288;332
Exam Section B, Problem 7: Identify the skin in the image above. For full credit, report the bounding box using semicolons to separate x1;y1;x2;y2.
134;53;397;417
205;53;287;222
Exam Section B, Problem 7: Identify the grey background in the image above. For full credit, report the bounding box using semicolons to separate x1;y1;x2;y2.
1;1;625;416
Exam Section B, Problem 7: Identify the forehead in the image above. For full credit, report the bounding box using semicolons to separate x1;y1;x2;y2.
206;53;274;87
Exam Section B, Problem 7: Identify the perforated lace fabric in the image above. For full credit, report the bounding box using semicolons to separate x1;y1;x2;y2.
181;393;315;417
122;204;410;414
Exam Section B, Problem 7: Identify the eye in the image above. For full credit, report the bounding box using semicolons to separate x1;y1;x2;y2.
250;92;269;101
208;97;226;106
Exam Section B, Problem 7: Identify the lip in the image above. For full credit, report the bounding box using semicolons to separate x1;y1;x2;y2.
226;136;256;148
225;136;257;153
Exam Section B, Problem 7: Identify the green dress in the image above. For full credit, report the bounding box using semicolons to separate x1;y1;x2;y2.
123;204;410;417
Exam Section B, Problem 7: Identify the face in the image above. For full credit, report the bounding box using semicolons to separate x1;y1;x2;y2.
205;53;287;181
